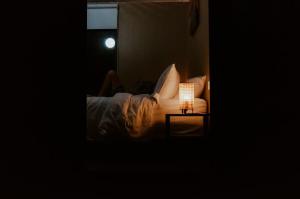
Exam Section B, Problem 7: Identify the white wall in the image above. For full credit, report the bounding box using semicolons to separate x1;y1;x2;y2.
118;1;210;107
118;2;190;89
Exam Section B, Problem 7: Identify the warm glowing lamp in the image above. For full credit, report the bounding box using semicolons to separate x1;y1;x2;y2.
179;83;194;114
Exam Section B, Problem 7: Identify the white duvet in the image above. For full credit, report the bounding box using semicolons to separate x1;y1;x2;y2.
87;93;157;140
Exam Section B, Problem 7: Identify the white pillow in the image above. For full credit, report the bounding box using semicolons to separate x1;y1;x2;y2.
153;64;180;99
187;75;207;98
174;75;207;98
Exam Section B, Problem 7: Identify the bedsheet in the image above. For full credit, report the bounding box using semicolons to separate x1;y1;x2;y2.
87;93;157;140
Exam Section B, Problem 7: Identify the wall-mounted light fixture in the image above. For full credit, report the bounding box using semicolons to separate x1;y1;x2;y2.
179;83;194;114
104;37;115;49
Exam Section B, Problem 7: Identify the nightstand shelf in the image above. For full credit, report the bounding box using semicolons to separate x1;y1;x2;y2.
165;113;210;139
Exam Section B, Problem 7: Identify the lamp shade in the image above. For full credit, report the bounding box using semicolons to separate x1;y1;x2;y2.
179;83;194;113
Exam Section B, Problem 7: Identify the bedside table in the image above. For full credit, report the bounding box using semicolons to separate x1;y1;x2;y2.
165;113;210;138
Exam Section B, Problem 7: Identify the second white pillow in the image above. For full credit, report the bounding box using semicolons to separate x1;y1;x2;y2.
187;75;207;98
173;75;207;99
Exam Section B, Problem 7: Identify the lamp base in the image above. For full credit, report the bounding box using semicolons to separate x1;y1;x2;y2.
181;109;193;114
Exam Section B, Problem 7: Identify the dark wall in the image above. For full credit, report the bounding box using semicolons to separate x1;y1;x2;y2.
210;0;299;134
209;0;300;185
87;30;118;95
209;1;256;139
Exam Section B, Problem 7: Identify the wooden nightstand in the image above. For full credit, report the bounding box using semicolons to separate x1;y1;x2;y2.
165;113;210;139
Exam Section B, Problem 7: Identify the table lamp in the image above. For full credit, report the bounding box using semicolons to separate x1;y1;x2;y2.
179;83;194;114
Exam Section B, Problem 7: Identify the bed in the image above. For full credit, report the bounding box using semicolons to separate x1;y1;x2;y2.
86;94;207;141
86;64;208;141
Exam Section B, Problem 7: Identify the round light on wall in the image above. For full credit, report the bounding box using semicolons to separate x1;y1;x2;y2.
104;37;115;49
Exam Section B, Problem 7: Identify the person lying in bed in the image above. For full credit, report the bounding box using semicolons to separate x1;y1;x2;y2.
96;70;155;97
97;70;125;97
